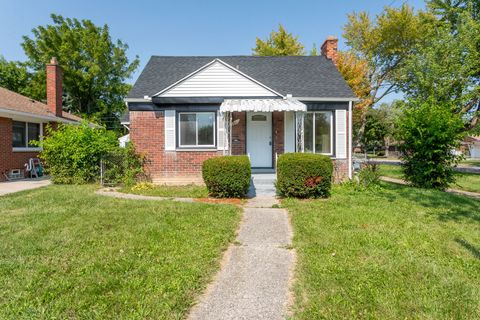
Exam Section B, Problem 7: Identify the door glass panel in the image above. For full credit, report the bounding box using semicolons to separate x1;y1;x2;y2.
315;112;331;154
304;113;314;153
251;114;267;121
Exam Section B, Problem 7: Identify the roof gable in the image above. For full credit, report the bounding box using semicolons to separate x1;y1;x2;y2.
128;56;357;100
156;59;280;98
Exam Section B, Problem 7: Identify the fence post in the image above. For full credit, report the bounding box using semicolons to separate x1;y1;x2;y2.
100;158;103;186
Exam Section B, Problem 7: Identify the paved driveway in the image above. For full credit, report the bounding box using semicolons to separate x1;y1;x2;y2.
0;177;51;196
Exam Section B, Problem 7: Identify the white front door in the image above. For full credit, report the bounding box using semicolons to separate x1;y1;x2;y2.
247;112;272;168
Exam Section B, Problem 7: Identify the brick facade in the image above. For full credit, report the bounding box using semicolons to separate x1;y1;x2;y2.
0;117;39;181
231;112;246;155
130;111;222;184
272;111;284;159
130;109;351;185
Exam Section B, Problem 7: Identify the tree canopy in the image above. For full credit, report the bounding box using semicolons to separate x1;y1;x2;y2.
253;24;305;56
0;56;32;97
21;14;139;129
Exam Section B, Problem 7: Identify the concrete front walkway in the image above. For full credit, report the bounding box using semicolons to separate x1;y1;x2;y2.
0;177;51;196
188;196;295;320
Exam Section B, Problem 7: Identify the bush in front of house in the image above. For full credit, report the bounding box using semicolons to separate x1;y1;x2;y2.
101;144;147;187
39;121;144;185
396;99;465;190
276;153;333;198
202;156;251;198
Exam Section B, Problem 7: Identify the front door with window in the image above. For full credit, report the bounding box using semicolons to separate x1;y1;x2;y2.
246;112;272;168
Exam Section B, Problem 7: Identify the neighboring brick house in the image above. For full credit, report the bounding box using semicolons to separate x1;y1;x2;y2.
0;58;81;181
126;37;357;184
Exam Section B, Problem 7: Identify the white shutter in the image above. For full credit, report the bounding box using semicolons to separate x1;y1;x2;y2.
335;109;347;159
164;110;176;151
284;112;295;152
217;112;226;151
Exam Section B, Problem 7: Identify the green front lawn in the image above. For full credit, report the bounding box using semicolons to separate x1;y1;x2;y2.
379;164;480;193
0;185;240;319
120;184;209;198
461;159;480;167
284;184;480;319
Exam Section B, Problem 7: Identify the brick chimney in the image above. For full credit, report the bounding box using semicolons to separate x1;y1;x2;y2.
46;57;63;117
321;36;339;66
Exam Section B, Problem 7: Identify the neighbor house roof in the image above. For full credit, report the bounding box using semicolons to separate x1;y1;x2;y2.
0;87;81;122
127;56;356;100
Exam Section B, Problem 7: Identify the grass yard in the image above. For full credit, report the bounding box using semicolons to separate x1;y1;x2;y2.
284;183;480;319
120;184;209;198
462;159;480;167
379;164;480;193
0;185;240;319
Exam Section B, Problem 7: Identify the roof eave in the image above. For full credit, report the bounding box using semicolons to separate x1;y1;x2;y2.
0;108;79;124
294;97;360;102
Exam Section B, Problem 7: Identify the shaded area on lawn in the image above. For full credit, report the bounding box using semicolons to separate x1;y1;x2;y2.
0;185;240;319
379;164;480;193
120;184;209;198
284;183;480;319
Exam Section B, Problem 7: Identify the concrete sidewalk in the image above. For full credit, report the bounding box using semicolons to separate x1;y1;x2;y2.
0;177;51;196
188;197;295;320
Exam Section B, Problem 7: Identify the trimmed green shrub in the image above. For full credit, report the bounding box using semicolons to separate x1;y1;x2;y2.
202;156;251;198
276;153;333;198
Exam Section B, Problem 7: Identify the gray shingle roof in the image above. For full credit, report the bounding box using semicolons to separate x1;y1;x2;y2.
127;56;356;99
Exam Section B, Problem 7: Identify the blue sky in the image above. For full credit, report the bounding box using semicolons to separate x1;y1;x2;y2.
0;0;425;101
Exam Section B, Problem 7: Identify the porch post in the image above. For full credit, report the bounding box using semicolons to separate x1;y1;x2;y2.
295;111;305;152
223;111;231;156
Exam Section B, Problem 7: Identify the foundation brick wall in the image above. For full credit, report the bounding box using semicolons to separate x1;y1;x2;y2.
0;117;39;181
130;111;222;184
333;159;349;182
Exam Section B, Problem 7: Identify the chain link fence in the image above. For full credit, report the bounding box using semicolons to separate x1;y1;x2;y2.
99;149;148;187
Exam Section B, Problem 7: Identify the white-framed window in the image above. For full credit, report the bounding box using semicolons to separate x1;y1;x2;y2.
12;121;43;151
178;112;216;148
304;111;333;155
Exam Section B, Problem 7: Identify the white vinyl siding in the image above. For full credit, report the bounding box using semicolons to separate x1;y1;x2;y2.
164;110;176;151
284;111;295;152
335;109;347;159
160;61;278;97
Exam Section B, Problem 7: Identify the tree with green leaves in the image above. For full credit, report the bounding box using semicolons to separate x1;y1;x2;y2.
21;14;139;129
396;99;465;189
397;1;480;134
361;102;401;154
0;56;32;97
341;3;428;145
253;24;305;56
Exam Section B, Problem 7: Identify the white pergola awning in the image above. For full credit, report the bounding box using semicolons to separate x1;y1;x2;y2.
220;98;306;112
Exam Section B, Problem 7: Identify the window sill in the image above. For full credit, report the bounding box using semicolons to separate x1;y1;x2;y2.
12;147;42;152
175;148;218;152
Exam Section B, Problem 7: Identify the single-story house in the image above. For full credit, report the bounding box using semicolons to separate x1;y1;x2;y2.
126;37;357;184
0;58;81;181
